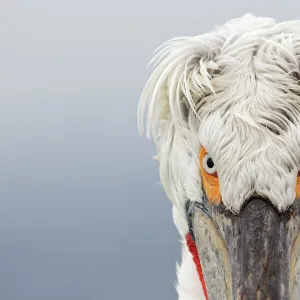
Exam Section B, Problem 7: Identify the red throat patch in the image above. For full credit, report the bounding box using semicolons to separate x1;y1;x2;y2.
186;233;209;300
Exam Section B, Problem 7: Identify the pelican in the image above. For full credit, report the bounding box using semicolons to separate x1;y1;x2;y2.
138;14;300;299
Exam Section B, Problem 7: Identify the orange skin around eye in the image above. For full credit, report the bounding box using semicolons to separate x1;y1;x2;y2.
200;148;300;202
199;147;222;205
296;175;300;198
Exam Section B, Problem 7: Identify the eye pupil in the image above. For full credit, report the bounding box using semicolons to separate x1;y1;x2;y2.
207;157;214;168
202;153;217;175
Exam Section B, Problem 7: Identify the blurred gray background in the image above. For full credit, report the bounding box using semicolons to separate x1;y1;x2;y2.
0;1;299;299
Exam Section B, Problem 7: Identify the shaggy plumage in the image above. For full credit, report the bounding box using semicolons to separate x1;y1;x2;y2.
138;14;300;299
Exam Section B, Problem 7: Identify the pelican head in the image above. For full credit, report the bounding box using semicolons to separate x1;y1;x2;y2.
139;14;300;299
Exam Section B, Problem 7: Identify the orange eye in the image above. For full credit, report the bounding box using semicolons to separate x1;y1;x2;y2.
200;147;222;205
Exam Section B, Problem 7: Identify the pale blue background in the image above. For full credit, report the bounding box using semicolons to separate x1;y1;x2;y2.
0;1;299;299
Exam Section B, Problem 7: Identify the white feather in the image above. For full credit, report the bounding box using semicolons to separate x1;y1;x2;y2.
139;13;300;299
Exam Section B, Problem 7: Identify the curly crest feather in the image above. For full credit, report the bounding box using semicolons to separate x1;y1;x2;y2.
138;13;300;300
